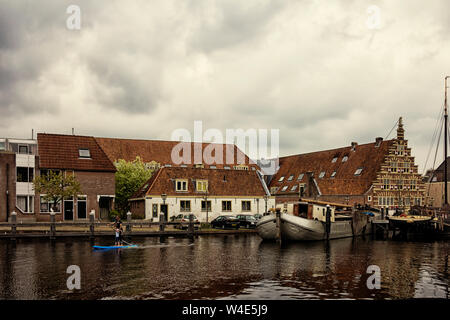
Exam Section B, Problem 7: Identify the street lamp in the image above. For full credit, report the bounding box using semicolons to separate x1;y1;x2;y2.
203;189;209;223
264;194;268;215
161;193;167;220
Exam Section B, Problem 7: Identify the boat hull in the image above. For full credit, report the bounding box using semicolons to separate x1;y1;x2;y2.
256;213;369;241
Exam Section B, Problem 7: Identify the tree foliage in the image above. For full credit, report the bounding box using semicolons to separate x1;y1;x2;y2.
33;171;82;211
115;157;155;215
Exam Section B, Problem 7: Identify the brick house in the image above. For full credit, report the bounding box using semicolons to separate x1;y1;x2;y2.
36;133;117;221
0;138;38;222
269;118;425;214
129;166;275;222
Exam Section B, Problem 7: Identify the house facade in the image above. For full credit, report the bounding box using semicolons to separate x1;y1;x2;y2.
0;138;38;222
269;118;425;214
130;166;275;222
424;157;450;207
36;133;117;221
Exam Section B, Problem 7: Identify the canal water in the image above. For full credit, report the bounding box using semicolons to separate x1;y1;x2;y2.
0;235;448;300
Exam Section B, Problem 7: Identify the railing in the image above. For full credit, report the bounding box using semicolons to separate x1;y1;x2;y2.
1;211;201;240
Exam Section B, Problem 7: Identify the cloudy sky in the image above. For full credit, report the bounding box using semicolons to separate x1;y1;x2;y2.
1;0;450;172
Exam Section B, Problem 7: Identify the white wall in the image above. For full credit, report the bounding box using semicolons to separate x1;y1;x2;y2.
145;196;276;222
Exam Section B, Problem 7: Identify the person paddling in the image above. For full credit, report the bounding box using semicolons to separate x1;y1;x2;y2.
111;216;123;246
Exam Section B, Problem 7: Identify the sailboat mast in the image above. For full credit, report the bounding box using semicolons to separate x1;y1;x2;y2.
445;76;449;206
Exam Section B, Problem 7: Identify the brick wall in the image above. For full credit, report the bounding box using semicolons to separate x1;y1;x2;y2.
130;199;146;219
0;152;16;222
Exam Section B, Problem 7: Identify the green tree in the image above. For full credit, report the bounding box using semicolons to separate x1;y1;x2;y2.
33;171;82;212
115;157;155;215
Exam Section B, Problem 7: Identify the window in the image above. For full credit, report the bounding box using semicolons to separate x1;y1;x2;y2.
180;164;188;168
234;165;249;170
411;180;416;190
18;145;29;154
332;157;338;163
383;178;390;189
196;180;208;192
297;173;304;181
176;179;188;192
242;201;251;211
180;200;191;212
415;198;421;206
281;186;288;192
287;175;294;181
319;171;325;178
78;149;91;158
278;176;285;182
194;163;204;168
17;196;34;213
222;201;232;212
291;185;298;191
201;200;211;211
152;204;158;218
210;165;217;169
299;185;305;196
0;141;5;151
40;196;61;213
224;166;231;170
367;196;372;202
331;171;336;178
342;155;348;162
17;167;34;182
354;168;363;176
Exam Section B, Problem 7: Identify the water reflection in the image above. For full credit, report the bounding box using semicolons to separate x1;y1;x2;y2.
0;236;448;300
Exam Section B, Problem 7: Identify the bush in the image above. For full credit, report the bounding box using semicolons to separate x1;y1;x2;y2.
109;210;122;221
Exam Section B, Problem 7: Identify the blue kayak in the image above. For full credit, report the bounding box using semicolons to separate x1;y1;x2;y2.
93;245;138;250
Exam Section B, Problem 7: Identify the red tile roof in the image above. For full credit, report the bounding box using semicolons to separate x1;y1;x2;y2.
37;133;116;172
95;137;258;169
133;166;268;198
269;139;395;195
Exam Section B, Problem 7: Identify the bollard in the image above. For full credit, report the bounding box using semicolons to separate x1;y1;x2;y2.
126;211;132;233
89;210;95;239
188;213;194;238
10;211;17;241
50;212;56;240
159;213;165;232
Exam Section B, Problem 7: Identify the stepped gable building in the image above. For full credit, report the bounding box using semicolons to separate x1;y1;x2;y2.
269;118;425;212
95;137;259;171
37;133;117;221
129;166;274;221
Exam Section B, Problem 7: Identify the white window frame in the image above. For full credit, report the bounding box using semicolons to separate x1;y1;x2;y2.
175;179;188;192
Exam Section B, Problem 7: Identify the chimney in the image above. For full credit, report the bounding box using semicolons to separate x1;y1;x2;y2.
375;137;383;147
351;142;358;151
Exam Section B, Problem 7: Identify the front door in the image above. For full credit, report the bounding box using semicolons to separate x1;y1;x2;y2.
99;197;111;220
64;201;74;220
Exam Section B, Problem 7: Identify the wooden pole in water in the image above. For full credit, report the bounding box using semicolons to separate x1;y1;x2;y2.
188;213;194;239
445;76;449;206
275;208;281;244
10;211;16;241
50;212;56;240
89;210;95;239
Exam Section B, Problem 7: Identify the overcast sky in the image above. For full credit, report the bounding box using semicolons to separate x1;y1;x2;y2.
1;0;450;173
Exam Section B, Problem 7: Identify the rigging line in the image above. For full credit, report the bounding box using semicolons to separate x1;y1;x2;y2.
384;118;399;140
427;117;444;196
423;104;445;174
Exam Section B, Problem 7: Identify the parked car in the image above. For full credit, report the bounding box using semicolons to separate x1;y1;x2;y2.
236;214;257;229
210;215;240;229
173;214;200;230
253;214;263;221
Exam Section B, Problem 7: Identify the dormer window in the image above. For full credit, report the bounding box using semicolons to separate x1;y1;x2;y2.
176;179;188;192
319;171;325;179
281;186;288;192
297;173;304;181
278;176;285;182
331;171;337;178
196;180;208;192
79;149;91;158
224;166;231;170
354;168;363;176
331;157;338;163
291;185;298;191
287;175;294;181
342;155;348;162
